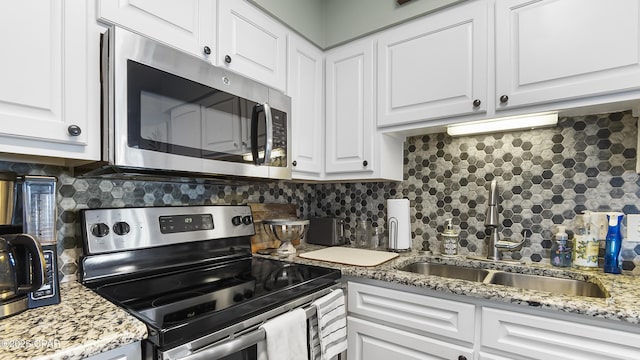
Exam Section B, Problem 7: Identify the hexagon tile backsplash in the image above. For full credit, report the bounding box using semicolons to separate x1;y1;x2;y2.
2;111;640;281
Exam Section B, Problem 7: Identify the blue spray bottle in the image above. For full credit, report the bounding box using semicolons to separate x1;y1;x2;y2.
604;212;624;274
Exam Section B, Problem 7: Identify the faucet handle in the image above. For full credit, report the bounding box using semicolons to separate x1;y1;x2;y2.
495;229;531;250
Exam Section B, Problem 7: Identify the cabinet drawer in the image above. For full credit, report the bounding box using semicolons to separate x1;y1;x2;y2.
482;307;640;360
348;282;475;343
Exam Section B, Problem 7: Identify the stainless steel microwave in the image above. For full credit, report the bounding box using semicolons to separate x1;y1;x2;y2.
79;27;291;181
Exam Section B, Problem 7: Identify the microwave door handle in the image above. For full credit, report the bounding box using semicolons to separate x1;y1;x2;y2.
251;104;264;165
263;103;273;165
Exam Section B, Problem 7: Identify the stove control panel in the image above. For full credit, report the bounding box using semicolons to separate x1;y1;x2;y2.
81;205;255;255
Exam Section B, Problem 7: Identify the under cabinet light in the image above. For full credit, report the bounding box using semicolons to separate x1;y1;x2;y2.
446;112;558;137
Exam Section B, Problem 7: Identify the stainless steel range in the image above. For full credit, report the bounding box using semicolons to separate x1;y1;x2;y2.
79;205;340;360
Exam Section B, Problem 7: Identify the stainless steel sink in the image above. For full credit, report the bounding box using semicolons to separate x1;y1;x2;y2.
400;262;490;282
487;272;608;298
399;262;609;298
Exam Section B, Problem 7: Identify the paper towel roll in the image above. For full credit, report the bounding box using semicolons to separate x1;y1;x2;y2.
387;199;411;251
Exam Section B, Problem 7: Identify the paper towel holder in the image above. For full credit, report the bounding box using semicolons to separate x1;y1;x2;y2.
387;198;411;252
389;216;410;252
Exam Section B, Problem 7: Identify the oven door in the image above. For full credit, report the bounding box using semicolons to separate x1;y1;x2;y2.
105;27;291;180
158;286;341;360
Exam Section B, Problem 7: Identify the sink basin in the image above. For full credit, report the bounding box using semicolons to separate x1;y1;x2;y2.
400;262;490;282
488;272;608;298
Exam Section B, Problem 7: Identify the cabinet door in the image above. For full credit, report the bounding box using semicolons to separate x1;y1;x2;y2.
97;0;215;61
482;307;640;360
288;34;324;178
377;1;488;127
325;38;375;175
348;317;474;360
495;0;640;110
217;0;287;91
0;0;99;161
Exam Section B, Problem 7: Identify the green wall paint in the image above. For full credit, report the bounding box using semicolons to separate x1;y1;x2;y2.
249;0;327;47
324;0;464;48
250;0;463;49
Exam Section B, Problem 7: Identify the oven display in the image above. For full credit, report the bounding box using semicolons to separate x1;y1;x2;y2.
159;214;214;234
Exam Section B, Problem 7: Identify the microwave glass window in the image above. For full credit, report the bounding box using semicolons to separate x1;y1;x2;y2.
127;60;285;166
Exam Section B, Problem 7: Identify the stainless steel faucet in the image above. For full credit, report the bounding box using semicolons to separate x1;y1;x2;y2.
485;180;529;260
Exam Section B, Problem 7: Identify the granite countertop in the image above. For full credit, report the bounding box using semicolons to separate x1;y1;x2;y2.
4;246;638;360
259;245;640;326
0;281;147;360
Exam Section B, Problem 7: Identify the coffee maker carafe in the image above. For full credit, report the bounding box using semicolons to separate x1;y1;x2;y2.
0;234;45;318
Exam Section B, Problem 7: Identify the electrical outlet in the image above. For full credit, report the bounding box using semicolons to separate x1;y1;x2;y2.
627;214;640;241
589;212;609;240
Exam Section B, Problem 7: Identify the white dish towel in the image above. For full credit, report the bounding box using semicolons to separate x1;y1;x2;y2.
310;289;347;360
260;307;308;360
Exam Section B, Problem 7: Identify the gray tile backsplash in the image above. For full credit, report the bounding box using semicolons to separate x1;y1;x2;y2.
2;110;640;281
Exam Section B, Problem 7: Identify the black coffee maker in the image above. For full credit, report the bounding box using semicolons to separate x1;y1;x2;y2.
0;172;60;318
0;172;47;318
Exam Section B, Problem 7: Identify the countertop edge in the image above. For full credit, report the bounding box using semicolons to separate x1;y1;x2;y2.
0;281;148;360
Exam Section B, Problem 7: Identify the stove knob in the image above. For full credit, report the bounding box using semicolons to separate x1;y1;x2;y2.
233;293;244;302
231;216;242;226
242;216;253;225
243;289;254;298
113;221;130;236
91;223;109;237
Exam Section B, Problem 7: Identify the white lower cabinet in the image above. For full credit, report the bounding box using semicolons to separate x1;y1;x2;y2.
84;341;141;360
348;280;640;360
347;282;475;360
481;307;640;360
348;317;474;360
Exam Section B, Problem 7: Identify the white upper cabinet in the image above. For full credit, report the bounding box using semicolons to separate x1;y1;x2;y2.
288;34;324;179
495;0;640;110
325;38;375;176
97;0;215;62
325;37;404;181
0;0;100;162
377;0;488;127
217;0;287;91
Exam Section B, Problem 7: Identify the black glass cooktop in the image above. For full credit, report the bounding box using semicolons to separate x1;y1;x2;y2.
94;257;340;348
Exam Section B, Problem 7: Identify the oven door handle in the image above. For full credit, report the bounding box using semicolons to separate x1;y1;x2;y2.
181;328;266;360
